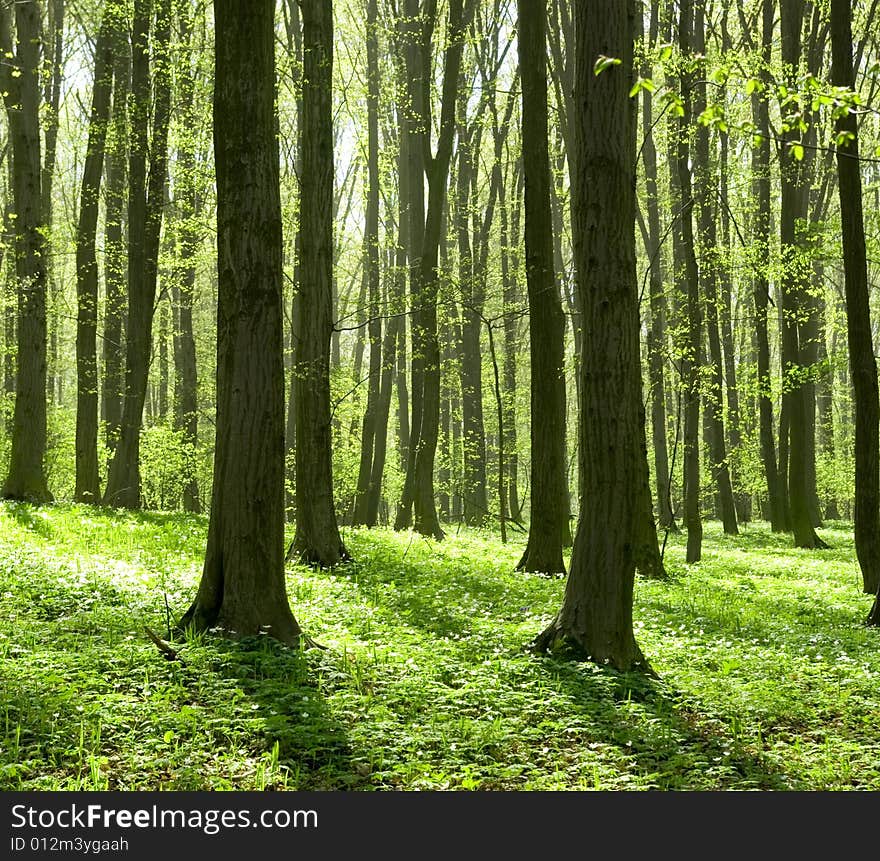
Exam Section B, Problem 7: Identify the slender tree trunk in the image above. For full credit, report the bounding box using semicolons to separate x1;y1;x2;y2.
500;158;522;523
677;0;702;563
779;0;827;549
102;17;130;455
170;0;201;513
353;0;382;527
104;0;173;508
74;5;115;502
751;0;783;531
831;0;880;604
692;3;737;535
42;0;64;407
640;0;675;531
534;0;650;671
0;1;53;502
516;0;567;575
291;0;349;566
179;0;301;644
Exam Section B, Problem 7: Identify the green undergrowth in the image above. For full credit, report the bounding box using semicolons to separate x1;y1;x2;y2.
1;502;878;790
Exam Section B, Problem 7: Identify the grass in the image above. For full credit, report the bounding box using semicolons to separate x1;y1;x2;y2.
1;501;878;790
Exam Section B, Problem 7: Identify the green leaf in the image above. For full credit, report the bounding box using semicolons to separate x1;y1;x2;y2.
791;142;804;161
594;55;622;76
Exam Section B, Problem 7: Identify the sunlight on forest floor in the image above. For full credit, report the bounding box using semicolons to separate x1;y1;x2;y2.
0;502;878;790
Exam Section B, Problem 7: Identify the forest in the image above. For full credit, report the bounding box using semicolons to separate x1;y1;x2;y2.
1;0;879;793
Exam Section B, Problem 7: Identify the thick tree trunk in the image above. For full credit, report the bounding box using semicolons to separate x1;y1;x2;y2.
291;0;349;566
831;0;880;601
74;6;115;502
516;0;567;575
180;0;301;644
0;1;53;502
104;0;172;508
535;0;650;671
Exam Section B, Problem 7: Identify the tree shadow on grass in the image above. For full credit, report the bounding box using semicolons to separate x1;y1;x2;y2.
534;657;796;790
201;637;361;790
3;501;55;539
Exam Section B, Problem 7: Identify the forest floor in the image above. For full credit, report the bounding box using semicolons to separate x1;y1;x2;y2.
1;502;878;790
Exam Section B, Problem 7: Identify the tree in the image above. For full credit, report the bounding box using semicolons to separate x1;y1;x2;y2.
179;0;301;644
394;0;475;540
692;0;737;536
675;0;703;564
534;0;649;670
290;0;349;566
352;0;383;528
778;0;827;549
830;0;880;604
103;0;172;508
0;0;53;503
170;0;203;514
74;2;117;503
516;0;568;575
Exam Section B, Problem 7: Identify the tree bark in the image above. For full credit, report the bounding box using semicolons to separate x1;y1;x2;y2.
0;0;53;502
676;0;702;563
179;0;301;644
291;0;349;566
779;0;827;549
516;0;567;575
170;0;202;514
352;0;382;527
830;0;880;602
104;0;173;508
74;4;116;502
640;0;675;531
692;2;737;536
534;0;650;671
750;0;784;531
102;16;130;454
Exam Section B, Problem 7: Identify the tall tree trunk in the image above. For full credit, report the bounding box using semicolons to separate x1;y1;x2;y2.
779;0;827;549
0;1;53;502
692;3;737;535
179;0;301;644
640;0;675;531
751;0;784;531
395;0;473;540
352;0;382;527
102;16;130;454
290;0;349;566
456;120;489;526
104;0;173;508
516;0;567;575
42;0;64;407
74;5;115;502
393;0;426;531
831;0;880;605
170;0;201;514
534;0;649;671
500;158;522;523
677;0;702;563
